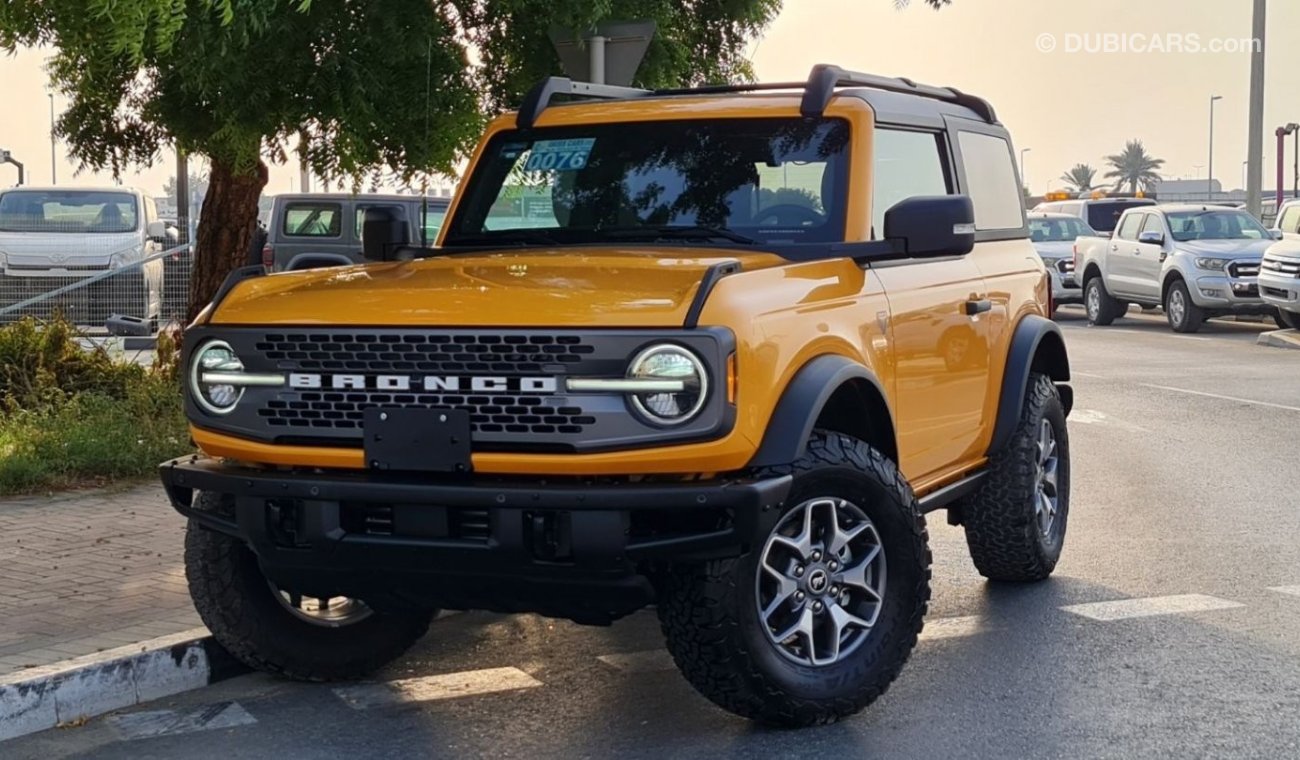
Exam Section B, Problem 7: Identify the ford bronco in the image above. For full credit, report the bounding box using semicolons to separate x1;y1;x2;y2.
160;64;1073;726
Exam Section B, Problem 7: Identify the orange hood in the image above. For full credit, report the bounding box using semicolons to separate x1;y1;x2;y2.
210;249;786;327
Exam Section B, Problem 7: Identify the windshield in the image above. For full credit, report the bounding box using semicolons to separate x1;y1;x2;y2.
1029;216;1094;243
1086;201;1154;233
444;118;849;247
1167;210;1270;242
0;190;139;234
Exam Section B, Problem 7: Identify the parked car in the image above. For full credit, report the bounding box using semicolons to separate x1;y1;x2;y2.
0;186;173;325
1033;196;1156;235
1076;204;1280;332
262;193;450;272
1028;212;1091;313
161;64;1074;727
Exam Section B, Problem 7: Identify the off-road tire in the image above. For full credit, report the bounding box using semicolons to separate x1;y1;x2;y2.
656;431;931;727
1165;279;1205;333
1275;309;1300;330
185;493;431;681
1084;276;1125;326
963;373;1070;582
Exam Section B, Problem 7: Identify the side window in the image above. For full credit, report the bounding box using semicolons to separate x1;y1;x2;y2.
871;128;950;238
1117;213;1144;241
354;205;403;237
956;131;1024;230
283;203;342;237
1280;205;1300;234
1140;214;1165;238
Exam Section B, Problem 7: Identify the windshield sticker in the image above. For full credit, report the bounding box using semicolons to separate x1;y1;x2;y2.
523;139;595;172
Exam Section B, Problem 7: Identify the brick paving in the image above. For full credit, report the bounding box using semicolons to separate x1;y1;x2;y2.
0;484;202;675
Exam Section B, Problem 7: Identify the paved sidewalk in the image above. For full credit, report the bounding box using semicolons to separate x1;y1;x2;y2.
0;484;202;675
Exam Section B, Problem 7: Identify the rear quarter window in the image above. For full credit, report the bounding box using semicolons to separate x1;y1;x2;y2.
282;203;343;237
957;131;1024;231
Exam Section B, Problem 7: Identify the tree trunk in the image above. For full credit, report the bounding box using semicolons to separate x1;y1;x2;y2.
186;158;268;323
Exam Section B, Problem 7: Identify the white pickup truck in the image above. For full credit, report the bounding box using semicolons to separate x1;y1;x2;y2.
1075;204;1282;333
0;186;174;325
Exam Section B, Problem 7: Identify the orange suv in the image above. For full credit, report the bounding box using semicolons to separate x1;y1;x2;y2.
161;64;1072;726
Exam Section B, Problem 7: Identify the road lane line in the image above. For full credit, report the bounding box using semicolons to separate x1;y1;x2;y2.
597;650;676;673
1071;371;1106;379
1267;586;1300;597
919;615;984;641
333;667;541;710
1139;384;1300;413
107;701;256;740
1061;594;1243;622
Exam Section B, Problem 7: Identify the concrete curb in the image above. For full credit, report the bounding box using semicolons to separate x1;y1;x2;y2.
1256;328;1300;350
0;628;245;742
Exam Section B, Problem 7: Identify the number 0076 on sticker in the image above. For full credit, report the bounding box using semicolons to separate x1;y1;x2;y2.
523;138;595;172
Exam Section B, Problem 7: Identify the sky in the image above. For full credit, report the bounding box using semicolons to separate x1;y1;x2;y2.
1;0;1297;197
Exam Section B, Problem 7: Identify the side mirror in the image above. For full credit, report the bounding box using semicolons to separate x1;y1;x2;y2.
1270;229;1285;240
362;207;410;261
1138;230;1164;245
883;195;975;258
146;220;168;242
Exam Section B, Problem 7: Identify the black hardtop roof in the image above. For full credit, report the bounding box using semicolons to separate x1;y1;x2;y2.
515;63;998;130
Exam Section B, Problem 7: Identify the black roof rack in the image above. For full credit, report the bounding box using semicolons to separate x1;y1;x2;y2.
515;63;998;129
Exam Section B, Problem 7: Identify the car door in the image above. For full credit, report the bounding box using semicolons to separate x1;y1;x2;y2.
868;126;992;483
1130;212;1167;301
1105;212;1145;297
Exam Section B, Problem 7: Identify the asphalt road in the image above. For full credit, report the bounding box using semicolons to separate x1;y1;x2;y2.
11;306;1300;760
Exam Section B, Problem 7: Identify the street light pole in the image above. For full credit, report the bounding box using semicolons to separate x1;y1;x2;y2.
48;94;57;185
1020;147;1031;191
1209;95;1222;200
1246;0;1266;216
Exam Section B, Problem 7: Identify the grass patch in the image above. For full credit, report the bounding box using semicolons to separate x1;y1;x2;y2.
0;317;191;496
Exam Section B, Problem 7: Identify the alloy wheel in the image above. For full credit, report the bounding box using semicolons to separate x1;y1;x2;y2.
1168;289;1186;327
1034;419;1061;539
755;497;887;667
270;583;374;628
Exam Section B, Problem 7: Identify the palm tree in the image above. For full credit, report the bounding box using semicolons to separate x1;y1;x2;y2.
1104;141;1166;193
1058;164;1097;193
893;0;952;8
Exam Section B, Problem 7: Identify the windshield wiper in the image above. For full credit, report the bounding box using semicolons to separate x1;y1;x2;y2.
604;225;758;245
441;230;561;248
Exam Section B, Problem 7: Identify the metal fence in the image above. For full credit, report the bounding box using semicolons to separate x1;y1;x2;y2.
0;239;193;335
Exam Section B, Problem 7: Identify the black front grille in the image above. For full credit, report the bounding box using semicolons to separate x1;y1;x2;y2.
1228;261;1260;278
254;332;595;374
258;390;596;436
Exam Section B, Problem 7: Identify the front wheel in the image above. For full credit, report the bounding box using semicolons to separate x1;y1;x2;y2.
1165;279;1205;333
185;493;432;681
963;373;1070;582
1275;309;1300;330
657;431;930;727
1084;277;1125;326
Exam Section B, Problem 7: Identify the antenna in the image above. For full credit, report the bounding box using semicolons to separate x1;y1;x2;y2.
420;39;432;248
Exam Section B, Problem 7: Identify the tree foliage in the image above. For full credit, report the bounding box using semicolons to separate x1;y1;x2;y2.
1104;140;1166;194
1058;163;1097;193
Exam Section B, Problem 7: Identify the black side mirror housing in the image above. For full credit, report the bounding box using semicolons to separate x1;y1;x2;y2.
883;195;976;258
362;207;410;261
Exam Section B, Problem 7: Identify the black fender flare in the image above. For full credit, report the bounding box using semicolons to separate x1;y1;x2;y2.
748;355;894;468
988;314;1072;454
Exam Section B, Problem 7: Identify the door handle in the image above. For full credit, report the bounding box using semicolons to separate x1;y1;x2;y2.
964;299;993;316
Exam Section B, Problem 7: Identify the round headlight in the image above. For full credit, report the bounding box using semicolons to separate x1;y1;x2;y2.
190;340;244;415
628;344;708;426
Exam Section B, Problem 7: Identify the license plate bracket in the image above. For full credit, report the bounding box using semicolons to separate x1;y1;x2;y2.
362;408;472;474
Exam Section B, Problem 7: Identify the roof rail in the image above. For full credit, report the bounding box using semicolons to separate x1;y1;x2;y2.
516;77;652;128
800;64;998;124
515;64;998;128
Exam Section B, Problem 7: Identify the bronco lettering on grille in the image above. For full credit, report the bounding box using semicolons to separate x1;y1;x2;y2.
287;374;558;393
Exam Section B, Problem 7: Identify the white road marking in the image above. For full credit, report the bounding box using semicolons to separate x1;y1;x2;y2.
1140;384;1300;413
1071;371;1106;379
919;615;984;641
107;701;256;740
1267;586;1300;597
1062;594;1243;622
333;667;541;710
597;650;676;673
1063;408;1148;432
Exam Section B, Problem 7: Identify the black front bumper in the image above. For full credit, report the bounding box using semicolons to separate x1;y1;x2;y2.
159;456;791;623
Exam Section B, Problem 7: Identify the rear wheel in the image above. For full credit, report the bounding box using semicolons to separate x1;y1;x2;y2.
1084;277;1125;326
1164;279;1204;333
1275;309;1300;330
657;431;930;727
185;492;432;681
963;373;1069;582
